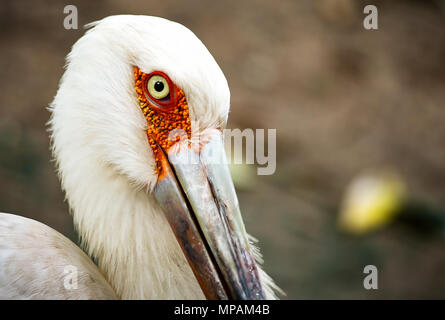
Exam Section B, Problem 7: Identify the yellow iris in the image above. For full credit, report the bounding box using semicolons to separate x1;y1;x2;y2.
147;75;170;100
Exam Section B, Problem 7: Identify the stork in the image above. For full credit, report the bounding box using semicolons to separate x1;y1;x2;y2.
0;15;281;299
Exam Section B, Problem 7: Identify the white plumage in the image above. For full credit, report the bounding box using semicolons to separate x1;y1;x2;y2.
0;15;280;299
0;213;117;299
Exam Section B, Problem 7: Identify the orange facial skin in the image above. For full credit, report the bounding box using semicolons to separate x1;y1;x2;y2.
134;67;191;177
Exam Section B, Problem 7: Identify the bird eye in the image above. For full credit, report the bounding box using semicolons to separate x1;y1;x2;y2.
147;75;170;100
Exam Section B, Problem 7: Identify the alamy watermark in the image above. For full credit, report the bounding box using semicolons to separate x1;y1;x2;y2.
224;128;276;175
167;128;277;176
363;5;378;30
363;265;378;290
63;265;78;290
63;5;78;30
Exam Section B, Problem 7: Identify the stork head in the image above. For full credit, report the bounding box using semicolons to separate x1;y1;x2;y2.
50;15;265;299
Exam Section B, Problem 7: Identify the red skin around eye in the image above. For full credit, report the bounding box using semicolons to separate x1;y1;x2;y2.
142;71;178;112
134;67;192;176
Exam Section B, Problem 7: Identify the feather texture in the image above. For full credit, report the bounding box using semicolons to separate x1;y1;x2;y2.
0;213;117;299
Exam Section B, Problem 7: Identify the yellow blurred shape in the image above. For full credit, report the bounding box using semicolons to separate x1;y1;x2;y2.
338;171;407;235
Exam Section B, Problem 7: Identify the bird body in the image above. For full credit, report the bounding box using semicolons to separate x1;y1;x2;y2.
0;213;117;299
0;15;280;299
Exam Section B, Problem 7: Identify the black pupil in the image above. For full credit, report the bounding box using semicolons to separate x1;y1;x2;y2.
154;81;164;92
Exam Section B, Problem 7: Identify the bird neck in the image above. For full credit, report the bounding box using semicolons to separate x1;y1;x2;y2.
65;159;204;299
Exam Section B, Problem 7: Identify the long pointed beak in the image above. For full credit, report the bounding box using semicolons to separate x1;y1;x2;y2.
153;130;265;300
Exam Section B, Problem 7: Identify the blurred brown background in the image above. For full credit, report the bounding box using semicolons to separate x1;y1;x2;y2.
1;0;445;299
